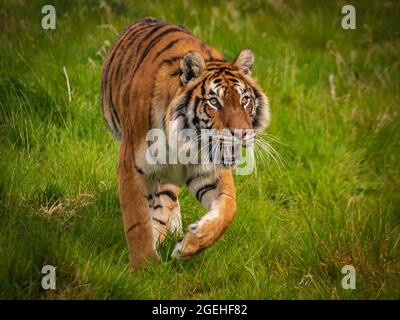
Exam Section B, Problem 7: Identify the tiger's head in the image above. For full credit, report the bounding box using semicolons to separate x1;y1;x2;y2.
168;49;270;167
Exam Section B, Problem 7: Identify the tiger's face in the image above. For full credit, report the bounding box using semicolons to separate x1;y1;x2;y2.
194;72;255;133
169;49;270;167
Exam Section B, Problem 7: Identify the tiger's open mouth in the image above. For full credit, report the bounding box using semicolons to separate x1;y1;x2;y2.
205;131;254;167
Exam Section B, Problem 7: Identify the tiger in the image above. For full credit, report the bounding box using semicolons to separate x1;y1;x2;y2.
101;17;270;268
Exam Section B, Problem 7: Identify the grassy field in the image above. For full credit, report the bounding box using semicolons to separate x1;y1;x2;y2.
0;0;399;299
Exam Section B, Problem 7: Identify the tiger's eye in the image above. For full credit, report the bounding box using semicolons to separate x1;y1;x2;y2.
241;96;249;105
209;98;218;106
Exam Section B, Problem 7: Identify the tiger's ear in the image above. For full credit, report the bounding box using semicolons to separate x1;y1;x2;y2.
233;49;254;75
180;51;205;85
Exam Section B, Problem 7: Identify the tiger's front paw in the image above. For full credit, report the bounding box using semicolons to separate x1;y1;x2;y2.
171;226;207;260
171;240;185;260
172;239;200;260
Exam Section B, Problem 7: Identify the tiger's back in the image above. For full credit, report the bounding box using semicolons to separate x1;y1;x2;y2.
101;17;222;140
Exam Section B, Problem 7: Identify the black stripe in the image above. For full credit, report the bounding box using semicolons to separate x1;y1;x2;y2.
172;79;204;128
130;27;188;82
177;89;192;111
104;21;144;77
108;103;121;138
152;39;183;63
103;24;139;136
209;72;221;80
117;22;159;64
227;77;239;83
153;217;166;226
223;70;238;77
127;125;146;177
200;119;213;130
153;204;163;210
117;22;160;77
175;112;189;129
192;96;201;129
203;104;213;117
123;21;160;48
122;22;167;80
119;19;160;56
106;25;137;75
174;104;187;119
161;55;182;65
126;222;140;233
170;69;181;77
213;83;223;91
201;78;207;96
207;67;234;72
109;101;121;126
134;165;145;175
196;182;218;202
155;190;178;202
189;78;206;93
186;171;212;185
208;136;214;163
253;89;263;128
104;23;159;137
134;22;167;55
107;79;120;138
173;89;192;123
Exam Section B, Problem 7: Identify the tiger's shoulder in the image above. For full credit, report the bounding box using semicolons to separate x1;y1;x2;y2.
101;17;222;140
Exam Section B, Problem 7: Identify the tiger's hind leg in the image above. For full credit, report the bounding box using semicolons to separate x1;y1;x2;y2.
148;182;182;246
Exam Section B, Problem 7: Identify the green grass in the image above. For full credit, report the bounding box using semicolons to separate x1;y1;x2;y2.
1;0;399;299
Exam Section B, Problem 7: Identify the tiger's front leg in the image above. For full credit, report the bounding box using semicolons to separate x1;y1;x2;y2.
172;170;236;260
118;140;158;268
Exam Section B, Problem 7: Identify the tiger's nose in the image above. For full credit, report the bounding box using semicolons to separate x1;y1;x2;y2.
229;128;246;140
228;129;239;139
228;128;255;148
